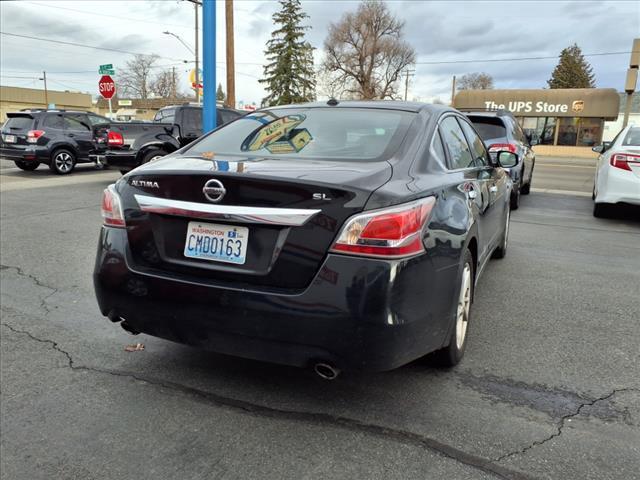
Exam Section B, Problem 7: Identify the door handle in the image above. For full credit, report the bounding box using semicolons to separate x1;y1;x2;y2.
67;133;75;138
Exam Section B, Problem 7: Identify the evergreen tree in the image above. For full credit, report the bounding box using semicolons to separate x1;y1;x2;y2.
216;83;226;102
547;43;596;89
260;0;316;106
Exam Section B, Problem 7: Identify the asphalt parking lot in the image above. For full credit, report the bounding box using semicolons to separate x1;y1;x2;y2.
1;157;639;480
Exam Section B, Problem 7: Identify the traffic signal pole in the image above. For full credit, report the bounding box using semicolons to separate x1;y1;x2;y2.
202;0;216;132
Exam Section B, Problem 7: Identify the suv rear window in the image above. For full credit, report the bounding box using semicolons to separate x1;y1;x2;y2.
4;117;33;130
467;116;507;141
185;107;417;162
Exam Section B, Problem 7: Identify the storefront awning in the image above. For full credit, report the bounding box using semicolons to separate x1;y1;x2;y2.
453;88;620;119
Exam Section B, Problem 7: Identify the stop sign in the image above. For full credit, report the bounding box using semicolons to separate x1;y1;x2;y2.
98;75;116;99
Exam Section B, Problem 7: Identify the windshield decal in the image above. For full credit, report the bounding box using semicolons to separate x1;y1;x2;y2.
242;114;306;152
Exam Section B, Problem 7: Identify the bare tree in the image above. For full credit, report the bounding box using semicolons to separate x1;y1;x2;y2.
118;54;160;99
458;72;494;90
321;0;415;100
150;70;176;98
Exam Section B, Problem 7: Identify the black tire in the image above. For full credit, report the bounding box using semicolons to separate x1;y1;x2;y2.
433;249;474;367
593;203;611;218
521;164;533;195
48;148;76;175
141;149;168;165
492;204;510;259
14;160;39;171
510;186;520;210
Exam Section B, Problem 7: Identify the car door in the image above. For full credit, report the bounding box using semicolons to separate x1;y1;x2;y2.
64;114;94;161
181;107;202;146
459;117;507;249
439;115;495;264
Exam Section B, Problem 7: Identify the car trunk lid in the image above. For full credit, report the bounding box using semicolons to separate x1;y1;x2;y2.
117;155;392;290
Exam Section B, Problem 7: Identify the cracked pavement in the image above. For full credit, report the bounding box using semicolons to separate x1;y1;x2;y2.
1;164;640;479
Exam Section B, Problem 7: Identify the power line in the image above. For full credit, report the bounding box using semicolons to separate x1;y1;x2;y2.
415;51;632;65
23;1;194;30
0;32;190;62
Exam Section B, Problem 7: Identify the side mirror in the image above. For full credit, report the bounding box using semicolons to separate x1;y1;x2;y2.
496;151;518;168
529;138;539;146
592;145;604;153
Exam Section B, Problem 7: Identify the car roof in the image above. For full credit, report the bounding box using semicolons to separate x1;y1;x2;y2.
265;100;455;114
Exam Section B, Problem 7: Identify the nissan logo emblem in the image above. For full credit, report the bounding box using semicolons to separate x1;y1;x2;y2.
203;179;226;203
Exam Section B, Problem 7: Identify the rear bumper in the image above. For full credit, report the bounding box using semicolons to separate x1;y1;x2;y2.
94;227;459;372
597;168;640;206
91;150;138;170
0;146;49;163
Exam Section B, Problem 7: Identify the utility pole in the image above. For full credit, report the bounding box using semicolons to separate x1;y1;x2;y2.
623;38;639;128
172;66;177;98
225;0;236;108
41;71;49;107
403;69;415;101
451;75;456;106
194;1;200;105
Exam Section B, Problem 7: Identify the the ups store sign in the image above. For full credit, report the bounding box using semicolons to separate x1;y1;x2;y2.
454;88;620;119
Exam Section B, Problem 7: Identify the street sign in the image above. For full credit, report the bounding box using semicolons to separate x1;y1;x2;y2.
98;75;116;99
99;64;114;75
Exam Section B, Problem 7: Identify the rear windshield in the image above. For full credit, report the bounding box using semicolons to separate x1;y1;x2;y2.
467;116;506;141
184;107;417;162
622;127;640;146
4;117;34;130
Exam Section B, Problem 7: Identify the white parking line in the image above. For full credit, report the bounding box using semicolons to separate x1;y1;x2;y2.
530;188;592;197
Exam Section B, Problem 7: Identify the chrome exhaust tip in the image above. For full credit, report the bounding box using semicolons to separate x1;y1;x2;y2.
314;362;341;380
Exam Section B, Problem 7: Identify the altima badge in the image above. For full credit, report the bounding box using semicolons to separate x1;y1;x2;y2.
203;179;226;203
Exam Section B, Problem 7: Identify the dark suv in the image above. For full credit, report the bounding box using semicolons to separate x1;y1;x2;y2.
463;110;535;209
0;109;110;174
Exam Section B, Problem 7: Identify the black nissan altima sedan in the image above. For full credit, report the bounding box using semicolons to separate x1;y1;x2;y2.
94;101;516;378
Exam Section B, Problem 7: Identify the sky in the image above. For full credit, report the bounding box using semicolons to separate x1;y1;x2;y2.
1;0;639;106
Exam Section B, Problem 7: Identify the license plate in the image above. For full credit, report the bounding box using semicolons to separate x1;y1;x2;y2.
183;221;248;264
3;134;16;143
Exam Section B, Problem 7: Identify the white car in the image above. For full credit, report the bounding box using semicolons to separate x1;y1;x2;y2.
592;125;640;217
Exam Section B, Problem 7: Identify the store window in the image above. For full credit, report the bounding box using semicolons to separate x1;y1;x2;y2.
519;117;556;145
577;118;603;147
557;118;579;146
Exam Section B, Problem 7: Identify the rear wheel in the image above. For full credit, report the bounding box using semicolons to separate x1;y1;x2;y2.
141;149;168;165
510;186;520;210
433;249;474;367
49;149;76;175
14;160;38;171
492;205;510;259
521;163;533;195
593;203;611;218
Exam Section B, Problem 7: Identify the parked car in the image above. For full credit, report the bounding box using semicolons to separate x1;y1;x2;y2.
463;109;535;209
592;125;640;217
94;101;516;377
91;104;244;173
0;109;111;174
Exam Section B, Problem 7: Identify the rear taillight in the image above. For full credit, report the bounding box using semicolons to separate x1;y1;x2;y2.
610;153;640;171
27;130;45;143
488;143;517;154
107;131;124;146
330;197;436;258
101;184;125;227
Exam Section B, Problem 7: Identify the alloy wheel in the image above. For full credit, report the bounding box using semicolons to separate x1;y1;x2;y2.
54;152;73;173
455;263;472;350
